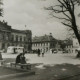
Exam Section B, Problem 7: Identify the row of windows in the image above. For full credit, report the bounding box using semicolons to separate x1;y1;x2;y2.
0;32;31;43
33;43;49;47
0;33;10;40
0;34;26;42
11;35;26;42
66;45;73;48
1;43;26;49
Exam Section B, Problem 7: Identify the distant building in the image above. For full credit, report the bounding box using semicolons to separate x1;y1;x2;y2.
57;39;73;53
32;33;60;53
0;21;32;52
64;39;73;53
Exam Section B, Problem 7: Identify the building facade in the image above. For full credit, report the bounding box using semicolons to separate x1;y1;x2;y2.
32;33;60;53
64;40;73;53
0;21;32;52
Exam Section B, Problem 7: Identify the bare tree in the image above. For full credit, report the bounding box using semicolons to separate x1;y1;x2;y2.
0;0;3;16
46;0;80;45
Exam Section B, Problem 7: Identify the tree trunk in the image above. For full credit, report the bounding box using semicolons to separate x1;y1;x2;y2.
73;25;80;58
73;27;80;44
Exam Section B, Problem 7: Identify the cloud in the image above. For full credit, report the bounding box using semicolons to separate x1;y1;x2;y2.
2;0;67;40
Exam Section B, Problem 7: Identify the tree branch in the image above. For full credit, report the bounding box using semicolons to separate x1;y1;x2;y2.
70;0;74;12
52;14;70;21
61;22;72;28
61;6;71;20
46;6;68;13
58;0;67;8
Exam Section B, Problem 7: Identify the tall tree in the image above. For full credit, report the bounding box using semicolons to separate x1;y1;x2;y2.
46;0;80;45
0;0;3;17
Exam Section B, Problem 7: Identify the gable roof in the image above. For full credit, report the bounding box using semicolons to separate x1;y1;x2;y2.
32;34;56;42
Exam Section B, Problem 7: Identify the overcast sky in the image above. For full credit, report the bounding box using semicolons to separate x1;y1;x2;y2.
1;0;72;40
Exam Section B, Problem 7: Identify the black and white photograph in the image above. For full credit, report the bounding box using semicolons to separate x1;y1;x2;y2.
0;0;80;80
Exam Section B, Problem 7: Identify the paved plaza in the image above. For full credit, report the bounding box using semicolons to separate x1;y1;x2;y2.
2;52;80;65
1;52;80;80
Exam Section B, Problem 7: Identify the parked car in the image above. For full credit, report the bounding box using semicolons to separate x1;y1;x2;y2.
62;50;68;53
53;50;57;53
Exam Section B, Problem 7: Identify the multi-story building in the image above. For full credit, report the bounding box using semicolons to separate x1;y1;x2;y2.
32;33;60;53
0;21;32;52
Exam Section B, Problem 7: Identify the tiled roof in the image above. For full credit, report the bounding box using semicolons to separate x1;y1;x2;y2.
32;34;56;42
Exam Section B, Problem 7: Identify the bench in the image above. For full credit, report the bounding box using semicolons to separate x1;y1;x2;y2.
10;62;31;70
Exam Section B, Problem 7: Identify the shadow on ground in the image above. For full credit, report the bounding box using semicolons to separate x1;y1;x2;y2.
2;58;80;80
1;63;80;80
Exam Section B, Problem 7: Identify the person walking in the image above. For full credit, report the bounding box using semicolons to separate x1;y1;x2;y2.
76;47;80;58
42;49;45;57
37;49;40;57
0;52;3;60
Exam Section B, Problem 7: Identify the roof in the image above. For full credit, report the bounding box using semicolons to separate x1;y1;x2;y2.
12;29;31;34
32;34;56;42
58;39;73;46
0;21;11;32
0;21;32;34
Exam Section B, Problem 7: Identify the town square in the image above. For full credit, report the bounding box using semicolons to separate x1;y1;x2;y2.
0;0;80;80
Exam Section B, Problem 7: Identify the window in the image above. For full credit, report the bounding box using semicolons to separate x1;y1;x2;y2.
46;43;48;46
6;34;9;40
11;35;14;41
7;43;10;47
2;34;5;40
16;35;18;41
20;36;22;42
41;43;42;46
44;43;45;46
24;37;26;41
2;43;5;49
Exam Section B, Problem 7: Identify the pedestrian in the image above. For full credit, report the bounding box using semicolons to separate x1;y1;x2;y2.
52;49;54;53
0;52;3;60
37;49;40;57
42;49;45;57
76;47;80;58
